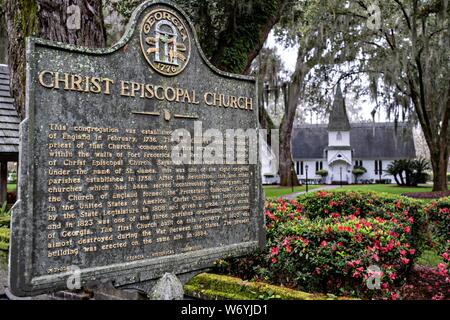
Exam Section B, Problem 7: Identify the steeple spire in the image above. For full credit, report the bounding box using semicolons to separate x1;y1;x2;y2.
328;85;351;131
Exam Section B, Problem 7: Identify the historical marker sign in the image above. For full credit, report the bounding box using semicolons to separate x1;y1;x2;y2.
9;0;264;296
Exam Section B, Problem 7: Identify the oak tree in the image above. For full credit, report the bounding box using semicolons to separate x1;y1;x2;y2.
4;0;106;118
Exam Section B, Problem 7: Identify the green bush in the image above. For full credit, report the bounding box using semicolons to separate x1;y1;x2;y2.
352;167;367;184
316;170;328;177
0;202;11;252
0;215;10;228
0;227;9;251
0;202;11;216
0;202;11;230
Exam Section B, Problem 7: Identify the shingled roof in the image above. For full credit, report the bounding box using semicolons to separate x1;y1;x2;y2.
292;123;416;160
328;86;351;131
0;64;20;157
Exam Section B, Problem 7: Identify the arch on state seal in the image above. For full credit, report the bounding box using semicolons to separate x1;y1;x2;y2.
153;20;179;65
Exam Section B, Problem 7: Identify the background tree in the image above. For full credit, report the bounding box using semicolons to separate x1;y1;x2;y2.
0;1;7;63
4;0;106;118
103;0;288;74
271;0;358;186
386;161;404;185
252;47;285;133
385;158;431;186
327;0;449;191
3;0;287;121
410;157;431;185
414;127;431;161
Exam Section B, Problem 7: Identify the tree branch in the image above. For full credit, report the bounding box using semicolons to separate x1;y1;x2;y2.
394;0;412;30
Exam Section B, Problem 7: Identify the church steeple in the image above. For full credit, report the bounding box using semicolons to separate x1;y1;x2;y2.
328;86;351;131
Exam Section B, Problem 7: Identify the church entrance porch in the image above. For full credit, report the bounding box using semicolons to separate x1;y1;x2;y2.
328;160;352;185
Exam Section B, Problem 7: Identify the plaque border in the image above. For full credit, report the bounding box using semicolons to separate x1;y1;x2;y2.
8;0;265;297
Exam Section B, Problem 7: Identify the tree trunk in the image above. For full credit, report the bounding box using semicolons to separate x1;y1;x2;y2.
279;80;303;187
430;143;449;192
278;134;299;187
398;172;405;186
5;0;106;118
278;51;311;187
392;174;401;186
279;114;299;186
405;169;412;186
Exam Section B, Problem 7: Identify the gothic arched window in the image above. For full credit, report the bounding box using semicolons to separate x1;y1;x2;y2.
336;132;342;141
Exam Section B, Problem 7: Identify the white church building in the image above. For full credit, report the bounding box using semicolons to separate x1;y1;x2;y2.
262;87;416;184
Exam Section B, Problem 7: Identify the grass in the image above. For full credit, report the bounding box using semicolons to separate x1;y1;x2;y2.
7;183;16;192
263;185;323;199
263;183;447;199
330;184;448;195
416;249;444;267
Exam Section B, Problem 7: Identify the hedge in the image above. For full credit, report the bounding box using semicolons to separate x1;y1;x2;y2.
214;191;446;300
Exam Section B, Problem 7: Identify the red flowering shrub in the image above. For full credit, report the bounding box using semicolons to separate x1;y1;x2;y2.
262;192;429;299
214;191;447;299
297;191;428;252
425;197;450;275
425;197;450;251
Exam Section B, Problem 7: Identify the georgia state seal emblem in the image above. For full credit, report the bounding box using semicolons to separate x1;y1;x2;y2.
140;9;191;76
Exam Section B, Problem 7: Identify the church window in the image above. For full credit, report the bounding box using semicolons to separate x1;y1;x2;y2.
300;161;304;175
316;161;323;171
374;160;382;174
337;132;342;141
296;161;299;175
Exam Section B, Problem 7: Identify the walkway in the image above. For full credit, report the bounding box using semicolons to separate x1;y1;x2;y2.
282;185;340;200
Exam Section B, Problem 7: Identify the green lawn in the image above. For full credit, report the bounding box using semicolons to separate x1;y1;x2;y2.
263;185;323;199
7;183;16;192
331;184;447;195
263;183;448;199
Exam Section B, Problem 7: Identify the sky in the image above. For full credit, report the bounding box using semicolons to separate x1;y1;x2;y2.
265;31;389;123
